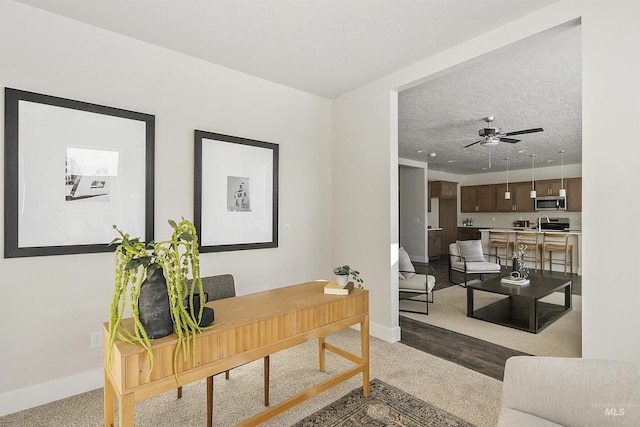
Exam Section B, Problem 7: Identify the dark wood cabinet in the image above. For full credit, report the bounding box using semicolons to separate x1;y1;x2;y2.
428;229;442;258
494;182;534;212
566;177;582;212
461;185;495;212
427;181;431;212
439;198;457;255
536;179;563;196
457;227;481;241
431;180;457;199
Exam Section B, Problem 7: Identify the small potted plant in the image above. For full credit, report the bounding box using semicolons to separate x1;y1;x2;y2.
333;265;364;288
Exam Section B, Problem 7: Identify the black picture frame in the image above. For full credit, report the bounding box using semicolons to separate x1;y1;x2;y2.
194;130;278;252
4;88;155;258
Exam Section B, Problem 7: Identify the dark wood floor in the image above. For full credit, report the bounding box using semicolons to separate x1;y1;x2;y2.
400;256;582;380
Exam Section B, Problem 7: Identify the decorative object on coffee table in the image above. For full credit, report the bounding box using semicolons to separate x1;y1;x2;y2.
108;218;217;380
511;243;529;279
333;264;364;288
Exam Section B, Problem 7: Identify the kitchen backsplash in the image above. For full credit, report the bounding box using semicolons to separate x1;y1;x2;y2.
458;212;582;230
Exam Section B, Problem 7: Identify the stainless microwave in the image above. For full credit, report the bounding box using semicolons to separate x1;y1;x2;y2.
535;196;567;211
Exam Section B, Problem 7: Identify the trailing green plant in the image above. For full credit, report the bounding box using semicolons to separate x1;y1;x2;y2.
333;265;364;289
107;218;216;381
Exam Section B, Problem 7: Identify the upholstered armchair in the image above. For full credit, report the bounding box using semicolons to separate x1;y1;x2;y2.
398;247;436;314
448;240;501;287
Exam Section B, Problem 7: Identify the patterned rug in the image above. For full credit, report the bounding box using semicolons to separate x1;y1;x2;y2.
291;379;475;427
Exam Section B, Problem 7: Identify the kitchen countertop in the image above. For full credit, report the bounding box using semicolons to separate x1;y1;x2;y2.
478;227;581;235
427;227;443;231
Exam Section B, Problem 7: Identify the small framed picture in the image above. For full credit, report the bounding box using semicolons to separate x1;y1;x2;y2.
194;130;278;252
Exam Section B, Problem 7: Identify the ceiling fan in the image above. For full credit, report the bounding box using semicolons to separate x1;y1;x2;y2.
463;116;543;148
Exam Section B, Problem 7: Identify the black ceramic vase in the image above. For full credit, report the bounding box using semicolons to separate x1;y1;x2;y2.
512;258;522;274
138;268;173;339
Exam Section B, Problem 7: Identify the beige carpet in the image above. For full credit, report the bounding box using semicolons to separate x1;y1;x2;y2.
0;328;502;427
400;285;582;357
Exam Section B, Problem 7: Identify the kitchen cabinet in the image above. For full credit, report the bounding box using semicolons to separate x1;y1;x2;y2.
427;182;431;212
439;198;457;255
566;177;582;212
495;182;534;212
536;179;563;196
430;180;457;199
461;185;495;212
458;227;481;241
428;229;442;258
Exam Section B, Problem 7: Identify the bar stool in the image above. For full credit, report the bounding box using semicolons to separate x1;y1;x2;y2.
543;233;573;275
514;231;542;271
488;231;513;266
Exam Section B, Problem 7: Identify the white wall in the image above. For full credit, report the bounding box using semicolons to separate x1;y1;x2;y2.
332;0;640;364
0;0;332;415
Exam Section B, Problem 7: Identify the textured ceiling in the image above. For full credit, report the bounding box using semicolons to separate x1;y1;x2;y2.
399;25;581;175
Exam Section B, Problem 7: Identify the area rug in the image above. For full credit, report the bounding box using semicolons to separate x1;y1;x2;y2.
400;285;581;357
291;379;475;427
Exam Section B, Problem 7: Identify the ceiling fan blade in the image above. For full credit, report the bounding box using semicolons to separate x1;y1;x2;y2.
463;139;483;148
499;137;521;143
503;127;544;136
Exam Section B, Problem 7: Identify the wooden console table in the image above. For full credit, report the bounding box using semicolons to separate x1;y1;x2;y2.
103;281;369;426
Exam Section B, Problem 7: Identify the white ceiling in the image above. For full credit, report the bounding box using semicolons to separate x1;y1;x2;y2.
14;0;576;175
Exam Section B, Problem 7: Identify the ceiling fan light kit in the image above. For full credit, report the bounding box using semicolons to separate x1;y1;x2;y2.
463;116;544;149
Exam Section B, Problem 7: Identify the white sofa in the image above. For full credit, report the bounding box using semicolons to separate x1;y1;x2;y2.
499;356;640;426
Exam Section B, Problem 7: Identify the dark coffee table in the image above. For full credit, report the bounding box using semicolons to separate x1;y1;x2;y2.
466;272;572;334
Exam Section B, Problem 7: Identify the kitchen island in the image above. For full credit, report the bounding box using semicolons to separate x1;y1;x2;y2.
479;228;581;275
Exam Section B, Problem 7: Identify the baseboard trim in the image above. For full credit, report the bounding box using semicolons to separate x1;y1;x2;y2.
0;368;103;417
369;320;401;343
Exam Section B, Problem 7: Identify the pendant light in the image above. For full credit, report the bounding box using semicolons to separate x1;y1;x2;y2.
529;154;537;198
504;157;511;199
558;150;567;197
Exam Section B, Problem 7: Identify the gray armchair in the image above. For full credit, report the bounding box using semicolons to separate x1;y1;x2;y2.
448;240;501;287
398;247;436;314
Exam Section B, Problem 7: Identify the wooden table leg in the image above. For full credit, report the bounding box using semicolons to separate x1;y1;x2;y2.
118;392;135;427
103;369;114;427
361;315;370;397
207;375;213;427
264;356;270;406
318;336;326;372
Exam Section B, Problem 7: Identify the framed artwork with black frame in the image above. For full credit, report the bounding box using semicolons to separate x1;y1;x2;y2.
4;88;154;258
194;130;278;252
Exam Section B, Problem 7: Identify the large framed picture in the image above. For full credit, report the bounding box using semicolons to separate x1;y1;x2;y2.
194;130;278;252
4;88;154;258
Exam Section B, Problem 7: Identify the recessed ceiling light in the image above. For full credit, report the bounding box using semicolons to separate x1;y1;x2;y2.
518;149;526;154
546;159;554;163
417;149;425;153
447;160;455;163
429;152;436;157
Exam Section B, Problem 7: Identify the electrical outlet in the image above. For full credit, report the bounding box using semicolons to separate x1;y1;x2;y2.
90;331;102;349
